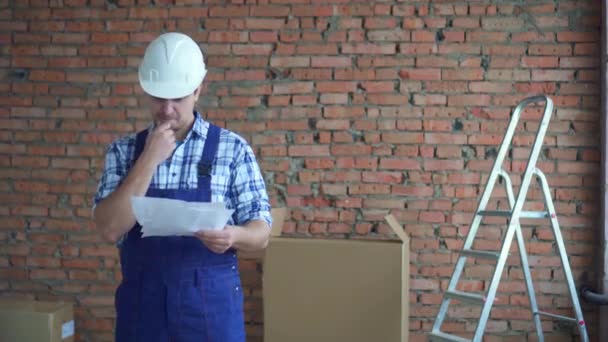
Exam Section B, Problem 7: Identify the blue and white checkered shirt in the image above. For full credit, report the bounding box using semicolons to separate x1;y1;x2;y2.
94;112;272;230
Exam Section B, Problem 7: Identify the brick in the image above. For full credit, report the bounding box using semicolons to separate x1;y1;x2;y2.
466;31;508;42
413;94;447;106
392;4;415;16
416;56;458;68
245;18;285;30
30;269;66;280
557;31;599;42
574;43;599;56
423;17;447;29
402;18;424;30
487;69;531;81
398;68;441;81
364;17;397;29
447;94;491;106
469;82;512;93
559;57;599;68
379;158;421;170
168;7;207;18
250;5;290;16
442;68;484;81
426;133;467;144
522;56;559;68
319;93;348;104
342;43;396;55
91;33;129;44
314;82;355;93
482;17;524;30
531;69;575;81
358;81;393;93
400;42;439;54
411;30;435;42
335;4;374;16
366;94;408;105
105;20;143;31
311;56;352;68
12;57;48;68
272;82;314;94
295;43;339;55
14;33;50;43
13;9;51;19
232;44;274;55
128;7;168;18
453;17;480;28
288;145;329;157
248;31;278;43
292;5;334;16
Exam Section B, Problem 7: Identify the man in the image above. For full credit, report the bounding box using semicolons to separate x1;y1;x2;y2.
93;32;272;342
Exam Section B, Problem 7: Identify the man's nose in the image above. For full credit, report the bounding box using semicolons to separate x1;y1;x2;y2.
160;100;173;114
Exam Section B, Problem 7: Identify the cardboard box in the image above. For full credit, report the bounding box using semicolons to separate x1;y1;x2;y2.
0;298;74;342
263;208;409;342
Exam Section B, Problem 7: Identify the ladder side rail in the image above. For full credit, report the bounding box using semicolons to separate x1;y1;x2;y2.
432;170;510;333
473;221;519;341
432;168;513;334
431;186;497;334
473;94;542;220
534;169;589;342
502;169;545;340
514;224;544;340
510;96;553;220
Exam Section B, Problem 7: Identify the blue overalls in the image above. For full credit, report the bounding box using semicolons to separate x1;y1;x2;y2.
115;124;245;342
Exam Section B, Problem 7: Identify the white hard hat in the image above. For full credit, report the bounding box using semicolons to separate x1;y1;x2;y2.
138;32;207;99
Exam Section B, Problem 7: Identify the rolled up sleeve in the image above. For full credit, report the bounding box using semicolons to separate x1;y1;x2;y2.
230;142;272;228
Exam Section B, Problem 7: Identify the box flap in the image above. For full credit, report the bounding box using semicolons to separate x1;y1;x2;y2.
270;207;288;237
384;214;410;243
0;298;64;314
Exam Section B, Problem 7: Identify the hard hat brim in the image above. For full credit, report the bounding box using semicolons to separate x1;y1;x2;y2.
140;80;199;100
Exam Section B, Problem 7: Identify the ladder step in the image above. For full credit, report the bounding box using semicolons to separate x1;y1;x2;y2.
536;310;578;323
478;210;549;218
460;248;500;260
445;290;485;304
429;331;471;342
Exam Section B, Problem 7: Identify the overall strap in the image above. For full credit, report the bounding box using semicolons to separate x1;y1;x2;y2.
197;123;221;177
133;129;149;165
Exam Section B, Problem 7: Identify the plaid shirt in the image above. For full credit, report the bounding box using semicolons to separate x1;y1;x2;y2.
94;112;272;230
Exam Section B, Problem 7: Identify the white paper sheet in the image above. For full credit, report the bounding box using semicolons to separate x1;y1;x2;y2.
130;196;234;237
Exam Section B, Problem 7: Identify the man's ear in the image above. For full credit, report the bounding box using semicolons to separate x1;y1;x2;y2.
193;85;202;102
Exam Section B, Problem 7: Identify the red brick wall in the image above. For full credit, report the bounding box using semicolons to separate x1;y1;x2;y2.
0;0;602;341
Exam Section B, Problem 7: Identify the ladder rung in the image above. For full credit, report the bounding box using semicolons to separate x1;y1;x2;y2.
478;210;510;217
445;290;485;304
429;331;471;342
460;248;500;260
477;210;550;218
536;310;578;323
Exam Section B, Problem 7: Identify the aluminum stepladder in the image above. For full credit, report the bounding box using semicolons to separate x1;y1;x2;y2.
429;95;589;342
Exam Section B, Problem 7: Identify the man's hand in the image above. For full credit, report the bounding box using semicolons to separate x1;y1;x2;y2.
142;121;176;165
195;226;239;254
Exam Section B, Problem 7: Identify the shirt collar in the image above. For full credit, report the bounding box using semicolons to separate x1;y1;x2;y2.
188;110;208;140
